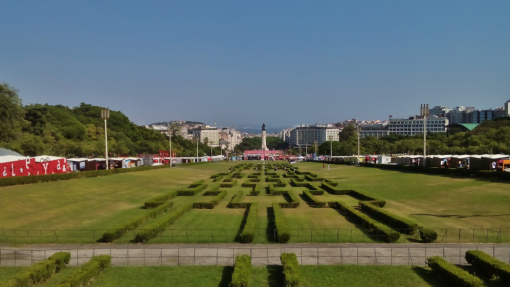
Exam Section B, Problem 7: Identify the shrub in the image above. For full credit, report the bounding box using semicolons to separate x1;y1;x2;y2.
177;183;208;195
213;176;224;182
419;227;438;243
273;203;290;243
290;178;308;187
321;182;349;195
2;252;71;287
134;203;193;242
306;184;324;195
348;190;377;201
250;184;261;196
210;173;221;179
302;190;326;208
58;255;111;287
239;204;258;243
359;202;418;233
465;250;510;283
230;255;251;287
279;191;300;208
324;179;338;186
281;253;301;287
232;172;244;179
305;174;324;182
242;180;257;188
220;179;237;188
102;201;174;242
229;191;251;208
335;201;400;243
193;191;227;209
427;256;484;287
144;191;177;208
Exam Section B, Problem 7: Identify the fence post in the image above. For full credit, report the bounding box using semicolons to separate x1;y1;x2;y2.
458;229;461;243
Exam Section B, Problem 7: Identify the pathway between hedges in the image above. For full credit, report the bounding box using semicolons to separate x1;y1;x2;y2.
1;243;509;267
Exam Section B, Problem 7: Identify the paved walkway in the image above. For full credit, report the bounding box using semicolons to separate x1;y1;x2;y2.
1;243;509;267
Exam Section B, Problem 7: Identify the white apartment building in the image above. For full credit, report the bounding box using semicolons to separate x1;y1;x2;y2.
289;126;339;147
388;116;448;136
359;124;389;138
192;127;220;147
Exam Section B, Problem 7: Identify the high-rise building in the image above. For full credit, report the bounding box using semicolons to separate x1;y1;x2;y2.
192;127;220;147
289;125;339;147
388;116;448;135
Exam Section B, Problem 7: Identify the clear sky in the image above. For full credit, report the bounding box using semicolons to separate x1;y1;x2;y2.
2;1;509;129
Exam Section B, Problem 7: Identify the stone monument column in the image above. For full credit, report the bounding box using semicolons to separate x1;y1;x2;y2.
261;123;269;151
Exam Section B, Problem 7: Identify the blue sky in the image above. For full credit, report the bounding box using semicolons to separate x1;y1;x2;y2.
2;1;509;129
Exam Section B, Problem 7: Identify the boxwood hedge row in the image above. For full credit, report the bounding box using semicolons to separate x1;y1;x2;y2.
250;184;261;196
305;174;324;182
102;201;175;242
306;184;324;195
281;253;301;287
193;190;227;209
419;228;438;243
58;255;111;287
0;165;170;188
290;178;307;187
230;255;251;287
228;191;250;208
144;191;177;208
321;182;350;195
273;203;290;243
466;250;510;283
302;190;326;208
334;201;400;243
427;256;484;287
1;252;71;287
279;191;300;208
239;204;258;243
220;179;238;188
134;203;193;242
177;182;208;196
359;202;419;234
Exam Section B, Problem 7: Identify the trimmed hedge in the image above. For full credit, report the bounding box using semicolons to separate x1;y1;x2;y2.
419;227;438;243
102;201;174;242
359;202;418;233
177;183;208;196
0;165;170;188
335;201;400;243
193;190;227;209
144;191;177;208
321;182;349;195
239;204;258;243
250;184;261;196
134;203;193;242
229;191;250;208
213;176;224;182
466;250;510;283
306;184;324;195
2;252;71;287
230;255;251;287
232;172;244;179
305;174;324;182
242;180;257;188
279;191;300;208
58;255;111;287
273;203;290;243
427;256;484;287
290;178;308;187
302;190;326;208
220;179;238;188
324;179;338;186
281;253;301;287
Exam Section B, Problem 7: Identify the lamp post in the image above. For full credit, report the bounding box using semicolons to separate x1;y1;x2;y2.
329;136;332;161
167;125;172;167
356;125;361;166
101;108;110;169
196;139;199;162
420;104;429;167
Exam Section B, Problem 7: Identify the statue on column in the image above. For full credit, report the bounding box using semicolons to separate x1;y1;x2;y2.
261;123;268;151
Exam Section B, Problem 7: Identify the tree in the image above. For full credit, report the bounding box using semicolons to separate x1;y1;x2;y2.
0;83;27;142
203;137;209;146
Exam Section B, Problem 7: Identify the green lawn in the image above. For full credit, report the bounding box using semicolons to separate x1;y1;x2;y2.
2;160;510;245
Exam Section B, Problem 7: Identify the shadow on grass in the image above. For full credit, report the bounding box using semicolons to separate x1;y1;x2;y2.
234;207;250;242
266;207;277;243
456;265;500;287
410;213;510;218
266;266;284;287
218;266;234;287
297;193;313;207
331;207;386;243
412;266;449;287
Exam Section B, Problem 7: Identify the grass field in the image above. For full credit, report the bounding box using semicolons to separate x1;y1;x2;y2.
1;160;510;244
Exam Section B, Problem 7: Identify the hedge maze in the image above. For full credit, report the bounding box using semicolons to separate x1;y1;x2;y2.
94;161;441;244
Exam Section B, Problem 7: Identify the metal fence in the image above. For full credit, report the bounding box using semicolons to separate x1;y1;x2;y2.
1;229;510;245
1;247;509;267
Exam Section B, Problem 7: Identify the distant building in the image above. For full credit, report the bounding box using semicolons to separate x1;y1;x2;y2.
359;123;389;138
289;125;339;147
388;116;448;136
192;127;220;147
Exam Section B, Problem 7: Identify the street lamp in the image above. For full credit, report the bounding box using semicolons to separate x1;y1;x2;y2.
101;108;110;169
420;104;429;167
167;125;172;167
329;136;332;161
356;125;361;166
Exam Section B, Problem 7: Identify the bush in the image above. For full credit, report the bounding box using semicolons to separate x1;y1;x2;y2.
335;201;400;243
239;204;258;243
419;228;438;243
465;250;510;283
321;182;349;195
349;190;378;201
232;172;244;179
427;256;484;287
177;183;208;195
324;179;338;186
279;191;300;208
2;252;71;287
250;184;261;196
230;255;251;287
273;203;290;243
359;202;418;234
229;191;250;208
134;203;193;242
213;176;224;182
306;184;324;195
221;179;238;188
58;255;111;287
302;190;326;208
193;191;227;209
0;165;170;188
102;201;174;242
144;191;177;208
290;178;308;187
305;174;324;182
281;253;301;287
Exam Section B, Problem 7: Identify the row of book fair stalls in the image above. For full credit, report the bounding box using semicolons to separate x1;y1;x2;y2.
0;154;226;178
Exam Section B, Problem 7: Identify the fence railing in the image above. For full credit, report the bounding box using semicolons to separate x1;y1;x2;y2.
1;229;509;245
1;247;509;267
